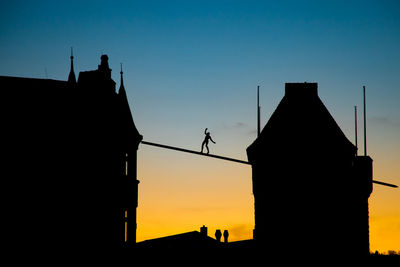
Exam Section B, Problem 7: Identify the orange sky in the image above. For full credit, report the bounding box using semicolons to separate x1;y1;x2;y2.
0;0;398;253
137;140;400;253
369;164;400;252
137;146;254;242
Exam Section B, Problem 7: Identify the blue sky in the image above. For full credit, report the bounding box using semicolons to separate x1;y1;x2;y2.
1;1;400;147
1;0;400;250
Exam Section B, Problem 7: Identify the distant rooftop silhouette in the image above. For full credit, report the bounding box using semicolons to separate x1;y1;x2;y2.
137;225;252;251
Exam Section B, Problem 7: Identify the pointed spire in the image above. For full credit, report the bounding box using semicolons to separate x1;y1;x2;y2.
119;63;125;93
68;47;76;83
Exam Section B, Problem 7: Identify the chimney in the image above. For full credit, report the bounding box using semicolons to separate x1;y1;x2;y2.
98;54;112;79
215;229;222;242
223;230;229;243
200;225;208;237
285;82;318;97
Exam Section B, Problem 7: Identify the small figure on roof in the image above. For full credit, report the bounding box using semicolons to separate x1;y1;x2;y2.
201;128;216;154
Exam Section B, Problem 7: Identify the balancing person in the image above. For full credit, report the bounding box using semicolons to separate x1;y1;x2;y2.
201;128;216;154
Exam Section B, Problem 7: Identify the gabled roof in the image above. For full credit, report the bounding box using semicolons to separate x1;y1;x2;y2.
137;231;219;249
247;83;356;163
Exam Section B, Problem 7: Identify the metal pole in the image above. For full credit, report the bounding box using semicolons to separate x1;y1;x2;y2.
373;180;398;188
257;86;260;137
355;106;358;155
363;86;367;156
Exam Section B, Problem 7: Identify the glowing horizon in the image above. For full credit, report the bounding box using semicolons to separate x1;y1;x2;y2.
136;130;399;253
1;0;399;253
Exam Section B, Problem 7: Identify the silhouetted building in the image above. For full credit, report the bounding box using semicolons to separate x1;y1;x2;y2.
136;226;249;251
137;226;220;249
247;83;372;256
1;54;142;248
136;226;256;260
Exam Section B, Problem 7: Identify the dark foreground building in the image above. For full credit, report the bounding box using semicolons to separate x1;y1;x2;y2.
1;55;142;248
247;83;372;256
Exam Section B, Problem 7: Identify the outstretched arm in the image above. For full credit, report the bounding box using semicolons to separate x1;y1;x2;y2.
210;137;216;144
204;128;208;134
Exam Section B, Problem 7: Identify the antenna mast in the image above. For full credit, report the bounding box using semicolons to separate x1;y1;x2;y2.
257;85;260;137
363;86;367;156
354;106;358;155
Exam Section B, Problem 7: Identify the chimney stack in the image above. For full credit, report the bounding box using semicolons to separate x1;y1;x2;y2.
200;225;208;237
285;82;318;97
215;230;222;242
223;230;229;243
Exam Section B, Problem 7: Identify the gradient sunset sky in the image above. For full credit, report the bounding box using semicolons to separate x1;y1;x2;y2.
1;0;399;252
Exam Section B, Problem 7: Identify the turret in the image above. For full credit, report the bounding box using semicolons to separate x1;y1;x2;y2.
247;82;369;256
